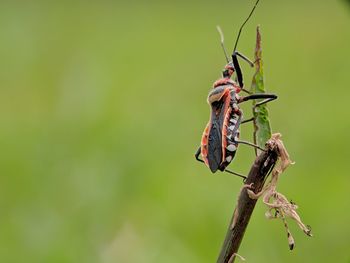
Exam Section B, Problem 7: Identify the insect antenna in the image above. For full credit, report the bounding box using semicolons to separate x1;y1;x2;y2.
216;26;230;63
233;0;261;52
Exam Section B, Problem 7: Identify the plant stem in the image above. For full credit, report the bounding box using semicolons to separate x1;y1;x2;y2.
217;147;278;263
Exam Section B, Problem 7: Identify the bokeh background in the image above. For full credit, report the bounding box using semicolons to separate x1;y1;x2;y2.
1;0;350;262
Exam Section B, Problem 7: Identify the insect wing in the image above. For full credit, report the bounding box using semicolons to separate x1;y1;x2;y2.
207;98;230;172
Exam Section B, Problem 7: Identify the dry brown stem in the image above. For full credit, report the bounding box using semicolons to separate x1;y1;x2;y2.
217;134;311;262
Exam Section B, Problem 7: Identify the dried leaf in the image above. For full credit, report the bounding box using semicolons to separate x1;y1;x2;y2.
246;133;312;250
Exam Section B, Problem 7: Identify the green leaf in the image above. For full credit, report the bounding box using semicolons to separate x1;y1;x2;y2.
250;26;272;155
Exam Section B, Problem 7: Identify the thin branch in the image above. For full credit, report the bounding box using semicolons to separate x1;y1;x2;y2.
217;143;278;263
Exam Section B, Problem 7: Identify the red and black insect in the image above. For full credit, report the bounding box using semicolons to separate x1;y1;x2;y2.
195;0;277;180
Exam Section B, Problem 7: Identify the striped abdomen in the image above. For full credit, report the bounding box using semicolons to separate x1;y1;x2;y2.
201;85;241;173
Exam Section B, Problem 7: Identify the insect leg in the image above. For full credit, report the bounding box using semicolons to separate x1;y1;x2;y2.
254;97;277;107
223;169;247;181
238;94;277;129
195;147;204;163
240;95;276;125
239;93;277;104
235;139;265;152
241;88;252;94
232;51;255;89
195;147;247;180
232;53;244;89
234;51;254;67
241;117;254;124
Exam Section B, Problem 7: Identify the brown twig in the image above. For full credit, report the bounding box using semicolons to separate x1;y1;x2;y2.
217;142;278;263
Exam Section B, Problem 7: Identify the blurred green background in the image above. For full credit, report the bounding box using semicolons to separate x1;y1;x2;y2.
0;0;350;262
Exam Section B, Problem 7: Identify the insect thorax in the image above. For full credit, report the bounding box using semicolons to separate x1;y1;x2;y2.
208;85;235;104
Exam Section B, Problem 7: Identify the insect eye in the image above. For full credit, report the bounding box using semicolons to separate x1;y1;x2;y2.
223;69;230;78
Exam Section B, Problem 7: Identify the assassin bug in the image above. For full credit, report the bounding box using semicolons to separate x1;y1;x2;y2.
195;0;277;180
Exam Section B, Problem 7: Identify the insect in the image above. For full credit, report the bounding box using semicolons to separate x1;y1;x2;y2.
195;0;277;180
